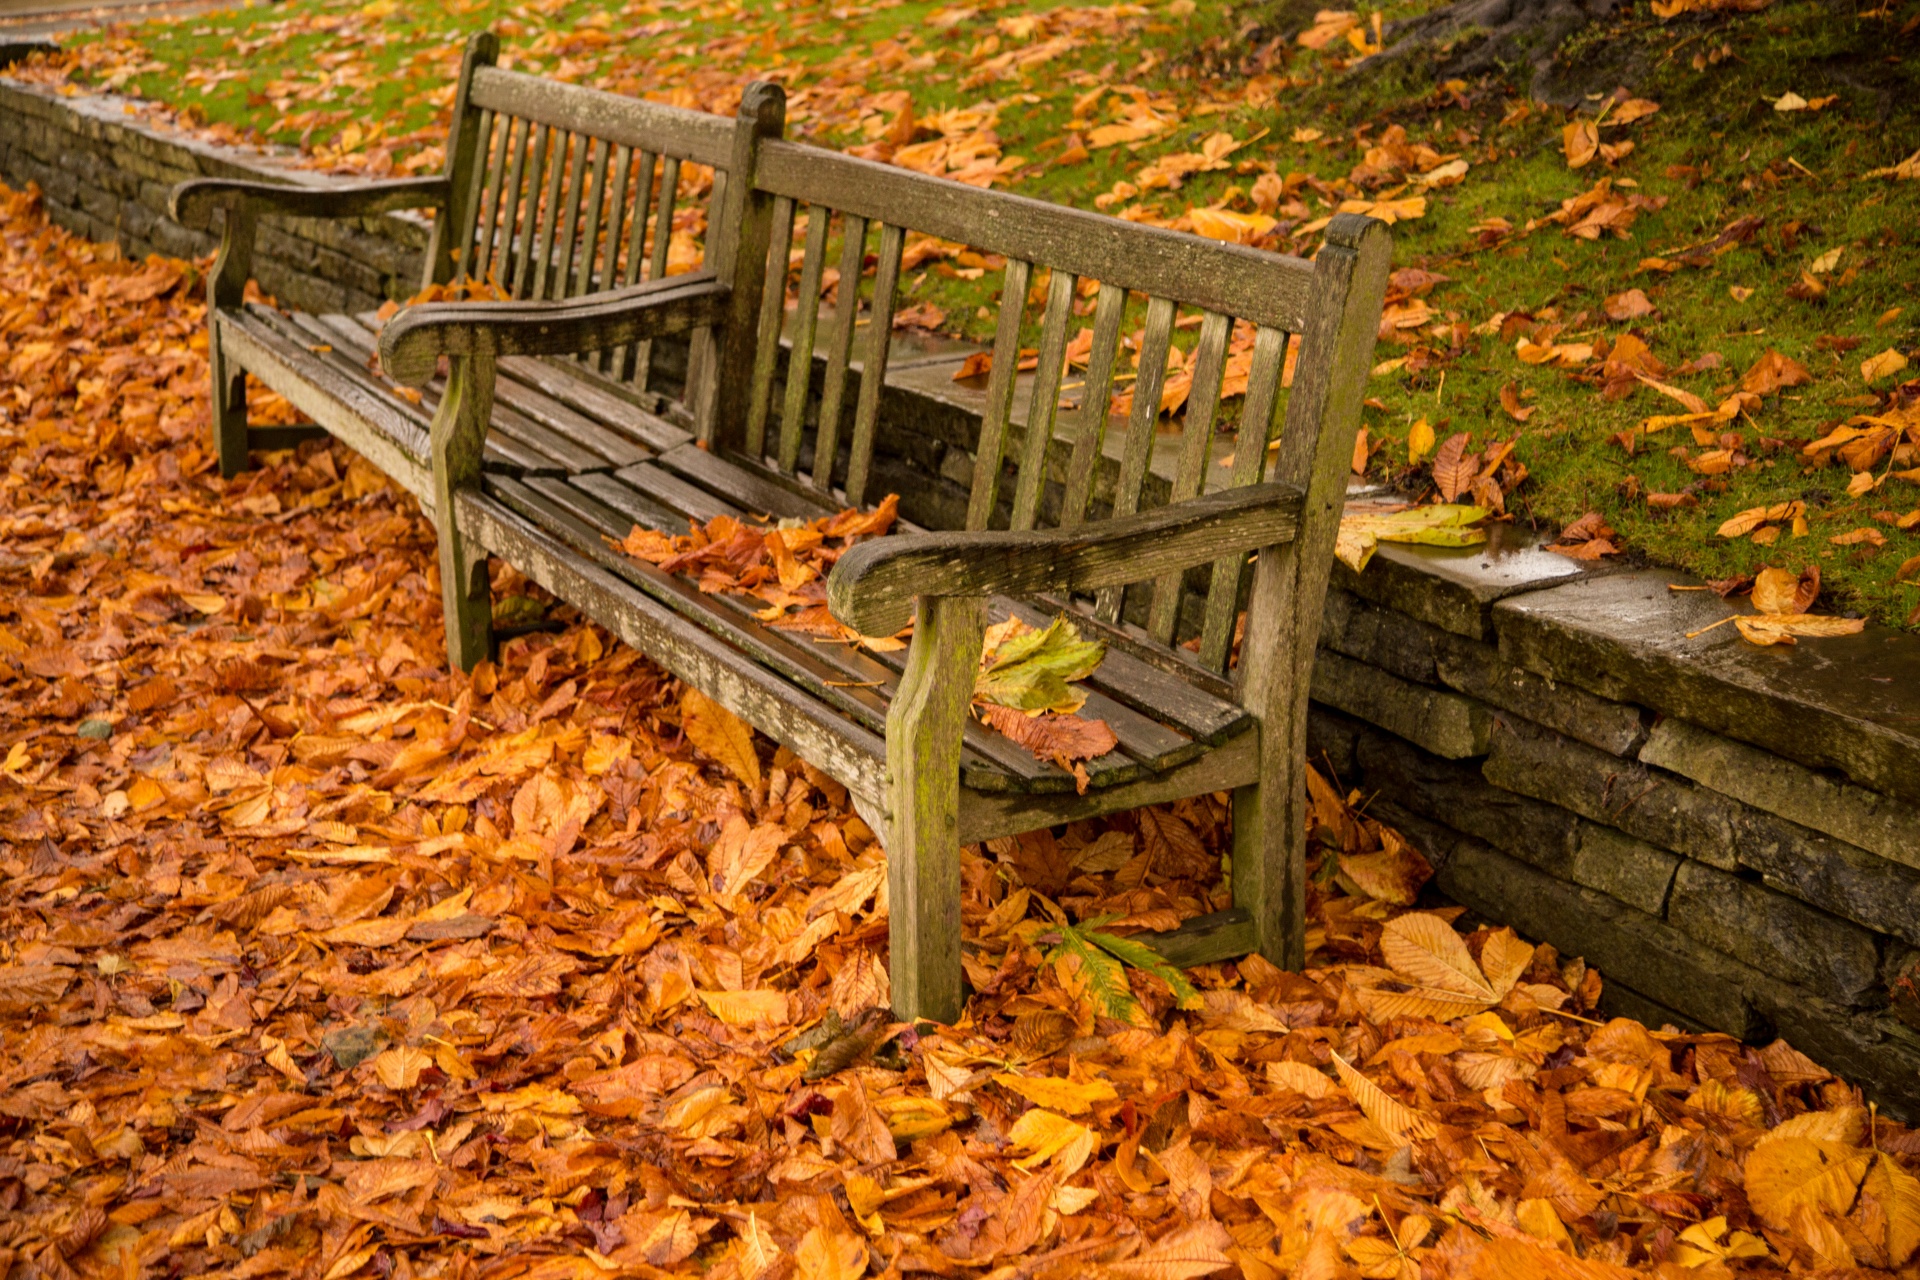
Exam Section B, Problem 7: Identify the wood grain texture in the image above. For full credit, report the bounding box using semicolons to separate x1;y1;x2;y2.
379;272;729;386
1232;212;1391;971
427;31;498;288
205;200;256;477
828;481;1303;637
887;594;986;1024
702;82;786;454
468;66;734;168
777;208;833;475
1146;308;1231;642
1093;294;1175;622
755;140;1316;332
431;351;498;670
844;221;904;509
810;212;868;492
1058;281;1125;529
1009;267;1076;531
170;176;450;229
964;257;1032;531
744;194;797;460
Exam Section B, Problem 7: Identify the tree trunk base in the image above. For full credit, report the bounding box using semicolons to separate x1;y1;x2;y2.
1363;0;1627;102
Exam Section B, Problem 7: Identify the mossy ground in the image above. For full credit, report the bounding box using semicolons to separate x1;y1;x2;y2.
42;0;1920;625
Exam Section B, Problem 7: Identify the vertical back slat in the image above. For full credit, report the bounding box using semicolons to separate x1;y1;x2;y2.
1145;310;1232;642
745;195;798;461
508;125;551;297
609;150;656;377
496;118;536;294
470;113;517;288
557;136;602;297
777;208;833;476
1198;324;1292;669
1093;294;1177;621
629;154;680;389
1058;281;1125;530
845;221;904;510
452;108;494;283
528;131;573;299
1009;268;1077;531
963;257;1034;531
593;144;631;296
811;213;870;495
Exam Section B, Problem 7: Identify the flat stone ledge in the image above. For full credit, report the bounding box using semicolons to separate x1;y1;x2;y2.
1640;717;1920;873
1493;569;1920;808
1331;520;1599;641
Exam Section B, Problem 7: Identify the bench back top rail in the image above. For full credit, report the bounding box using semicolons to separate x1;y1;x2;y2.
735;140;1360;677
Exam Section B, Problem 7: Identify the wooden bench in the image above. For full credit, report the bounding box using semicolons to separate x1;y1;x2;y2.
172;35;1391;1023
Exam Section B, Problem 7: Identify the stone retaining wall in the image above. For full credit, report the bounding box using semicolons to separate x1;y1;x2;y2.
8;73;1920;1115
0;76;427;314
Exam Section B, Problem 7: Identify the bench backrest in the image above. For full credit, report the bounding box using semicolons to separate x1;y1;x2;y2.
728;138;1387;677
430;34;780;433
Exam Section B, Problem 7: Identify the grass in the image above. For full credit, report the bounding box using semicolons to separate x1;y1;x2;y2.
28;0;1920;626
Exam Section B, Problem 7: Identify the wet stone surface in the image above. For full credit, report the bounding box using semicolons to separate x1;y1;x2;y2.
1331;520;1598;641
1493;569;1920;806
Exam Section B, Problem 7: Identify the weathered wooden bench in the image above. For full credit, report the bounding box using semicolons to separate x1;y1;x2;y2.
172;35;1390;1022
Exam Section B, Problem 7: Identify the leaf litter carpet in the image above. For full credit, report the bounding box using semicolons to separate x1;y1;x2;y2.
1;182;1918;1280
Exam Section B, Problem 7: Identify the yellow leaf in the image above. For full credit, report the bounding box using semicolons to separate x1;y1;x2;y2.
681;687;762;790
1733;613;1867;646
992;1073;1118;1115
371;1045;432;1091
696;988;790;1027
1862;348;1911;383
873;1096;954;1141
1867;1154;1920;1266
1188;207;1277;244
178;591;227;615
1379;912;1496;1001
1267;1060;1338;1098
1760;1105;1868;1146
1744;1137;1871;1231
795;1226;867;1280
1329;1050;1437;1142
1562;120;1599;169
1406;417;1434;464
1007;1108;1097;1175
1478;928;1534;998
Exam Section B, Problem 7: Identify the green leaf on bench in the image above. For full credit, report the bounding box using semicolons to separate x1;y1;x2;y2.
974;615;1106;715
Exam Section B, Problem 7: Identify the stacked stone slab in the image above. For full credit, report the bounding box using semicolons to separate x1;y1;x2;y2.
8;69;1920;1115
0;76;426;314
1312;527;1920;1117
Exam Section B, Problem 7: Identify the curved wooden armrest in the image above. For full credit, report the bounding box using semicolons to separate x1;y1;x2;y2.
377;273;732;386
170;176;451;229
827;482;1305;636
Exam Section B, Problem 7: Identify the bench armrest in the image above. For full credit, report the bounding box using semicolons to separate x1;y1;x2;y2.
827;482;1304;636
170;176;452;229
378;272;732;386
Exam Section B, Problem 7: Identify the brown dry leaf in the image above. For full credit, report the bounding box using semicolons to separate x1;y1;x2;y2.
1430;432;1475;501
1330;1050;1439;1142
1734;613;1867;646
1751;565;1819;614
1562;120;1599;169
1741;348;1814;396
1603;288;1656;320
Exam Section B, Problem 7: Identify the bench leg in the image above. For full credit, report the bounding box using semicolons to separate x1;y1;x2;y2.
430;351;497;672
1231;541;1309;970
210;335;250;479
885;594;985;1025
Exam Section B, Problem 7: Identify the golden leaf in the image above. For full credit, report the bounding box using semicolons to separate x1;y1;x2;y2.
696;988;790;1027
992;1073;1118;1115
794;1226;867;1280
1329;1050;1437;1142
1477;928;1533;998
1379;913;1496;1002
1267;1060;1338;1098
1105;1221;1235;1280
681;687;762;789
1007;1108;1097;1175
1866;1154;1920;1266
1744;1137;1872;1231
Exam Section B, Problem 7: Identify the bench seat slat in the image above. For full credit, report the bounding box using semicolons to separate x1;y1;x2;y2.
526;472;1074;789
593;460;1216;782
290;312;581;475
462;483;888;810
244;306;548;476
